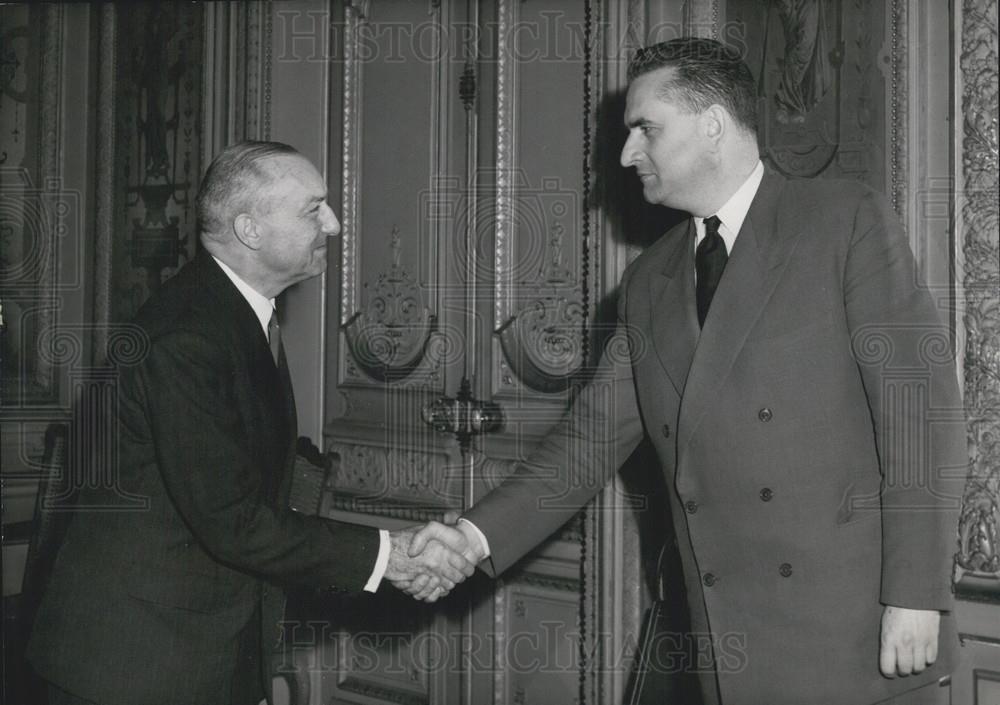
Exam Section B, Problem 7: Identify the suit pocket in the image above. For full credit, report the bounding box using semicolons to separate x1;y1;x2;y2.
836;472;882;527
125;564;256;614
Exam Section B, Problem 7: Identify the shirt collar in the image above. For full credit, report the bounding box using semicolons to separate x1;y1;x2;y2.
694;160;765;255
211;255;276;337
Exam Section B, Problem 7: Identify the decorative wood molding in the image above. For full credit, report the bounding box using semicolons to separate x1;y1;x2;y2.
92;4;116;355
337;679;428;705
955;0;999;601
323;440;461;516
32;4;62;395
493;0;516;334
340;2;361;326
506;567;581;594
887;0;908;220
258;2;273;140
493;576;507;704
684;0;720;38
201;1;273;153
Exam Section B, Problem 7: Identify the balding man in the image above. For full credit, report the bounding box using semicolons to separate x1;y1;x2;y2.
28;141;472;705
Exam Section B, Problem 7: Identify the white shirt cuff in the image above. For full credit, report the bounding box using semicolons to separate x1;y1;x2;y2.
458;518;491;559
363;529;391;592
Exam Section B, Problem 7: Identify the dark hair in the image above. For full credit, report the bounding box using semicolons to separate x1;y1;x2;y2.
196;140;300;236
627;38;758;135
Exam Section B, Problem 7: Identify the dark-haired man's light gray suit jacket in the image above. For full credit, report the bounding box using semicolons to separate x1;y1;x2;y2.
465;170;965;705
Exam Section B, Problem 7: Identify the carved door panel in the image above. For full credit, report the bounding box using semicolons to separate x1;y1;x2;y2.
310;1;629;704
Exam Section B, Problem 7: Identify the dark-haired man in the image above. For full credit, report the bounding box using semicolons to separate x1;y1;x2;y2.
28;141;473;705
416;38;965;704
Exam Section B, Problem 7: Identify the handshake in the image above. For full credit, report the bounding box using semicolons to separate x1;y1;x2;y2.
384;514;486;602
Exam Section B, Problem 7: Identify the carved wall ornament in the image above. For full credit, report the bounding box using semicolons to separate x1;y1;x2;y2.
324;441;461;516
496;297;586;393
957;487;999;574
540;220;574;285
343;227;437;383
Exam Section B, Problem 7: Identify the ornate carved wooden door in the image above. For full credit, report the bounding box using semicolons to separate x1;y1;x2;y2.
301;2;646;704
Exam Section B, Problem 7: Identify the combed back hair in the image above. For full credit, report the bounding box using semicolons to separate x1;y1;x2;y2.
196;140;300;237
627;38;758;135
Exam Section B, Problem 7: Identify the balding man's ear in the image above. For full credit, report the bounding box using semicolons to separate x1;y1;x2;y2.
233;213;262;250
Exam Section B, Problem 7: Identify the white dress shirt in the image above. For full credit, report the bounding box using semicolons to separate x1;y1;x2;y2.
693;159;764;258
212;256;390;592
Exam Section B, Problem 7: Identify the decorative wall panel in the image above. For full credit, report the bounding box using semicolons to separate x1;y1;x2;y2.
0;4;69;406
724;0;888;190
111;2;204;323
491;0;598;397
338;0;457;392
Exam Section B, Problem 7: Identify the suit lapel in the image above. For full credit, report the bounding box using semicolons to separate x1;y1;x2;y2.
677;171;795;454
197;251;296;434
649;220;700;395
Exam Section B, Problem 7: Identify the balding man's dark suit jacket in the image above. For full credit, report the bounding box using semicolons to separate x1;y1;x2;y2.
465;171;966;705
28;251;379;705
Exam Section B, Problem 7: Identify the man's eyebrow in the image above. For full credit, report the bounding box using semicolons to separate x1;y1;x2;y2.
625;117;651;128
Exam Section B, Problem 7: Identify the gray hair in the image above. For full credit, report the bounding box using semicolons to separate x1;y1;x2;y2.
195;140;300;237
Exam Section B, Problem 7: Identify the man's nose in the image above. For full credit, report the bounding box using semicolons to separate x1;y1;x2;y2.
322;204;341;236
620;133;640;168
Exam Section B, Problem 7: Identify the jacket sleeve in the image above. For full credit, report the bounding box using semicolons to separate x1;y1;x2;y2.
138;329;379;591
843;188;966;610
464;265;647;576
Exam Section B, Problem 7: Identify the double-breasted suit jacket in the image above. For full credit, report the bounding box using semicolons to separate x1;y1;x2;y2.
29;251;380;705
465;171;966;705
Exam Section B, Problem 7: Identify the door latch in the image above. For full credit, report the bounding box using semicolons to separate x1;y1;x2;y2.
422;379;502;451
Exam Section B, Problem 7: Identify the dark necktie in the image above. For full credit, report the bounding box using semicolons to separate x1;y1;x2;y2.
268;308;297;428
267;309;281;366
696;215;728;327
266;309;297;503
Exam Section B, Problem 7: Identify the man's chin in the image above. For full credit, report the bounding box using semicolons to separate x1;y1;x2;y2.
293;260;328;284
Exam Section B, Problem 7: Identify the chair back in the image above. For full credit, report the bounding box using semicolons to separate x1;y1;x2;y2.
21;422;73;617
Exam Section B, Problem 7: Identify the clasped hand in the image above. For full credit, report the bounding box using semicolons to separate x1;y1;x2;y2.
385;518;485;602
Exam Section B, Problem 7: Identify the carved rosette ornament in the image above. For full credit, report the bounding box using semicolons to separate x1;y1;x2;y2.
954;0;1000;597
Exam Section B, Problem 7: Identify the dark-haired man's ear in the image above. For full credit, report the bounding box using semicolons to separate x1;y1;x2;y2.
233;213;262;251
702;104;727;143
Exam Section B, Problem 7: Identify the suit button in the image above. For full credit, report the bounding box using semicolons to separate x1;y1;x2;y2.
779;563;793;577
703;572;716;587
758;407;773;422
661;424;671;439
759;487;774;502
685;500;698;514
